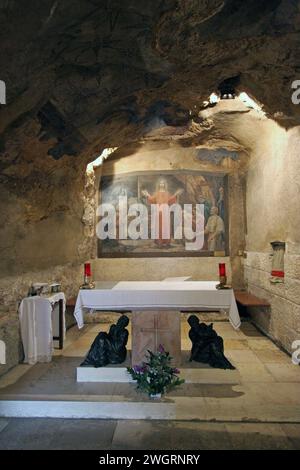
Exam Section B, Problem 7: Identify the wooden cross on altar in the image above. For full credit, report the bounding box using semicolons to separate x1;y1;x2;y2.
140;314;170;351
131;310;181;365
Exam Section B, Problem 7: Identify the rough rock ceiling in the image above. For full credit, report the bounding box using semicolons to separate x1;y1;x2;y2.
0;0;300;187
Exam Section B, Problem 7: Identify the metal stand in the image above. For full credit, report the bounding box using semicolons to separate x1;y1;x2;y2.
53;299;64;350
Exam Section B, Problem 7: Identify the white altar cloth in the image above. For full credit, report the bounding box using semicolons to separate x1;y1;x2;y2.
74;281;241;330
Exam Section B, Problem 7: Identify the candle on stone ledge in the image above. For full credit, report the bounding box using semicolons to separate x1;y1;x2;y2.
82;262;95;289
84;262;91;278
219;263;226;277
84;262;92;286
218;263;227;286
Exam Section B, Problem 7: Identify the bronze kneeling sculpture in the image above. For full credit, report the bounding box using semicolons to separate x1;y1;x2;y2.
81;315;129;367
188;315;235;369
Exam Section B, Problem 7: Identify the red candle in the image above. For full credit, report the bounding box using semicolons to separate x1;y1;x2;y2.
84;263;91;277
219;263;226;277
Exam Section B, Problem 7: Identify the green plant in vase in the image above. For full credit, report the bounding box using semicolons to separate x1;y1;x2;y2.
127;345;184;398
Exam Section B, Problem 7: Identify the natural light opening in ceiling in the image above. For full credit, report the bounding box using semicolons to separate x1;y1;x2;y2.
204;91;265;116
86;147;118;174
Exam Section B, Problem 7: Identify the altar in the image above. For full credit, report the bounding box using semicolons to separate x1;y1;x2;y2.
74;281;241;365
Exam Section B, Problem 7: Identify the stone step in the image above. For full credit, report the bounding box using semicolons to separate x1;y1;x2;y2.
0;394;299;422
76;366;240;384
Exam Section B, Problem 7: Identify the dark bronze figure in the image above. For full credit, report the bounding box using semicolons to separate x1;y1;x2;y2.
81;315;129;367
187;315;235;369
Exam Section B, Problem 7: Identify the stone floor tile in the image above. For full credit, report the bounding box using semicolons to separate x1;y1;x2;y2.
226;349;262;364
238;323;264;337
0;418;116;450
0;365;33;389
225;423;294;450
88;324;111;333
63;346;89;357
264;363;300;382
49;419;117;450
166;383;205;397
0;419;9;434
224;339;250;350
255;350;291;364
0;418;58;449
214;324;242;335
280;424;300;449
247;339;279;351
112;420;230;450
172;396;208;420
182;369;240;384
112;420;172;450
203;400;249;422
237;362;275;382
199;384;244;399
244;382;300;405
167;422;230;450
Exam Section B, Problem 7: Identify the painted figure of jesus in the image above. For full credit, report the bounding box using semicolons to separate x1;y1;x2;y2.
142;179;183;247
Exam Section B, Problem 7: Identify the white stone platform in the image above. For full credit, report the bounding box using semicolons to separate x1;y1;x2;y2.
1;390;300;422
76;363;240;384
0;322;299;422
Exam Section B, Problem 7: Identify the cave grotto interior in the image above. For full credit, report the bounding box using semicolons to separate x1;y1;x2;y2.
0;0;300;452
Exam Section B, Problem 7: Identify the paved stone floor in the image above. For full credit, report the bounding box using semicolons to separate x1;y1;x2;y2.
0;418;299;450
0;319;299;449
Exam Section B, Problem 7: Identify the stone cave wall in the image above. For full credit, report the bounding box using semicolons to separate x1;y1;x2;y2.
245;124;300;353
92;146;246;287
0;161;95;376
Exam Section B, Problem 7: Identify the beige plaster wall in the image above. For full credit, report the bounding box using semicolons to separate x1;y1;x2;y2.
92;256;232;283
245;124;300;353
246;123;300;252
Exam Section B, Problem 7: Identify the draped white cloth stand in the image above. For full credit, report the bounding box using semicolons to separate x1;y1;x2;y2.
19;293;66;365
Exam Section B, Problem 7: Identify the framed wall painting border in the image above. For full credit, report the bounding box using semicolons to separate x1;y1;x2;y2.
97;170;229;258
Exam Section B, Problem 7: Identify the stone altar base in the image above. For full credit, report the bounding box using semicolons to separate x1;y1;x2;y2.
131;310;181;365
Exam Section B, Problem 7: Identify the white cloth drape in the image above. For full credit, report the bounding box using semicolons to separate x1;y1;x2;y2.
19;297;53;364
19;293;66;364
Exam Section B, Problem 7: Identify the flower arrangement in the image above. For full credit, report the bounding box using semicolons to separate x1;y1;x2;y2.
127;345;184;397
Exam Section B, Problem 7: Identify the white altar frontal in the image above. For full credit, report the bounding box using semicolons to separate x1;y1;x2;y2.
74;281;241;365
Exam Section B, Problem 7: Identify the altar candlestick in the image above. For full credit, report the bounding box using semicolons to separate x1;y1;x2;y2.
219;263;226;277
84;263;91;277
219;263;227;286
84;263;92;286
81;262;95;289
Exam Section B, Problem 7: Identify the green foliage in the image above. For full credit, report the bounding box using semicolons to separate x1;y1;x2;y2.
127;345;184;396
